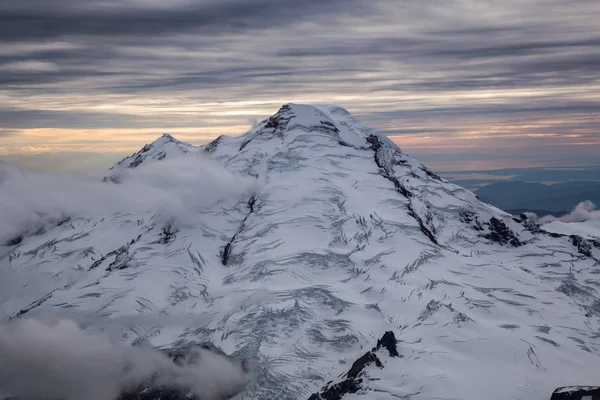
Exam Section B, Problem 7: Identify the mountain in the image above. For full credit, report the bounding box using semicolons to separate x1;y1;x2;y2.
112;133;195;170
476;181;600;214
2;104;600;400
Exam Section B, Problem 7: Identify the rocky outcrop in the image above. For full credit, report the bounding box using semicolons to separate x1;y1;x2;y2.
221;196;256;266
551;386;600;399
308;331;400;400
484;217;522;247
366;134;438;245
238;105;296;151
571;235;593;258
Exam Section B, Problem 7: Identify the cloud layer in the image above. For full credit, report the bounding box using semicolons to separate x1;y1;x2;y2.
537;200;600;224
0;316;249;400
0;153;256;245
0;0;599;166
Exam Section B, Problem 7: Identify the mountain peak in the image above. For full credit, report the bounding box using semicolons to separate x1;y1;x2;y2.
203;103;398;156
110;133;194;170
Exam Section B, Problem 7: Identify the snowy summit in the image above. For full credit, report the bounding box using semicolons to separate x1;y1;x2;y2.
1;104;600;400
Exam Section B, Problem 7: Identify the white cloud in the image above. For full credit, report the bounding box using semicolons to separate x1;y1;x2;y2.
0;154;256;245
0;316;249;400
248;117;259;129
538;200;600;224
0;61;60;72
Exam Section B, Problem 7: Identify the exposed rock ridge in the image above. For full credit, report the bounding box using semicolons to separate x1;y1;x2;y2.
308;331;400;400
366;134;438;245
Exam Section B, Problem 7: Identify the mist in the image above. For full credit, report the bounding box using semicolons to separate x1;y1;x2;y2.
0;154;256;246
538;200;600;224
0;316;249;400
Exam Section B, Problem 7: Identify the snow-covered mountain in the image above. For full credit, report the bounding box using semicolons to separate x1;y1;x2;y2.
2;104;600;400
112;133;195;169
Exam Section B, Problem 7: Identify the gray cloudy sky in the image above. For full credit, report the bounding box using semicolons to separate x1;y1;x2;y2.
0;0;599;171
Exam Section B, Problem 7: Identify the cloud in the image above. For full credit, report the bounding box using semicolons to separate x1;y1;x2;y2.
0;107;212;129
0;0;598;164
0;0;371;42
0;60;59;72
0;153;256;245
0;316;249;400
0;151;131;172
248;117;259;128
538;201;600;224
0;129;18;137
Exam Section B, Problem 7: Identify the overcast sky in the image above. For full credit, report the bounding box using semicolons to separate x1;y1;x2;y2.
1;0;599;172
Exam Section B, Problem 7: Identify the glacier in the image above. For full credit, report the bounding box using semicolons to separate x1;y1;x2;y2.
1;103;600;400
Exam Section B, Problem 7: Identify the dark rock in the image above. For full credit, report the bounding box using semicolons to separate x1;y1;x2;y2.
483;217;521;247
5;235;23;246
571;235;593;258
523;219;540;234
320;120;340;133
307;331;399;400
551;386;600;399
56;217;71;226
129;154;146;168
10;292;54;320
160;225;177;244
460;211;484;231
221;241;233;266
420;166;443;181
366;134;438;246
204;135;224;153
103;174;121;184
106;246;132;271
511;212;540;233
365;134;383;152
542;230;565;239
376;331;399;357
238;105;295;151
89;239;136;271
222;196;256;266
141;143;153;153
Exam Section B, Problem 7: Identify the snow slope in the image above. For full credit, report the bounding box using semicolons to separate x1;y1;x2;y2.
2;104;600;400
543;220;600;241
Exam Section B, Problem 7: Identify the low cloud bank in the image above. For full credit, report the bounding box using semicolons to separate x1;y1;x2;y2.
0;154;256;245
534;200;600;224
0;316;249;400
